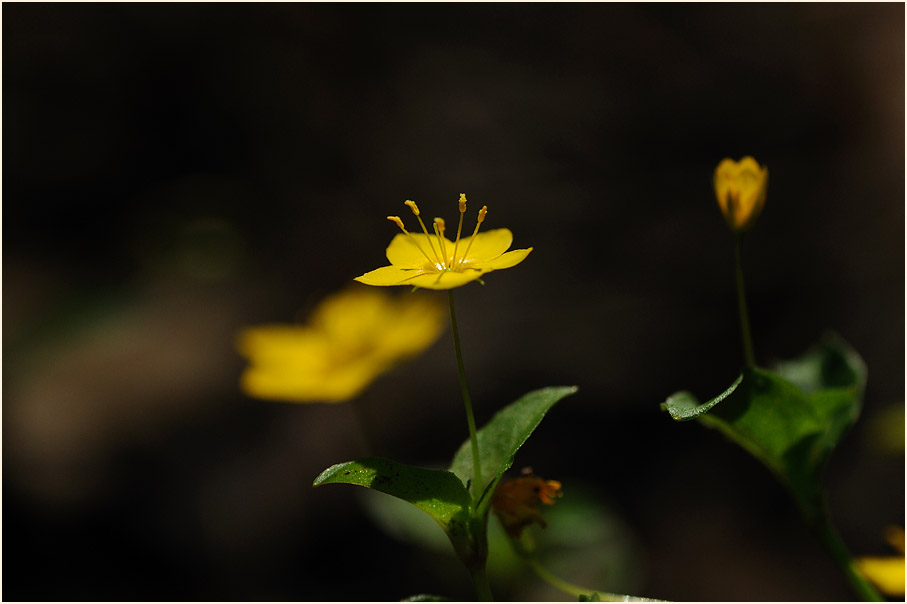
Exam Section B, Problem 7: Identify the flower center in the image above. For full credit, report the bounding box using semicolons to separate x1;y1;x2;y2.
388;194;488;273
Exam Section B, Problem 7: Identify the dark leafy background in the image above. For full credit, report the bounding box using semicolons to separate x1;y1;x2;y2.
4;4;903;601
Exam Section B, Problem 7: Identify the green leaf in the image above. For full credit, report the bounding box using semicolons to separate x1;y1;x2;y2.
579;593;602;602
314;457;472;547
660;335;865;518
450;386;578;510
401;595;448;602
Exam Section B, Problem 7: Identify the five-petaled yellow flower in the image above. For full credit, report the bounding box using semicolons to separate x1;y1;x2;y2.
355;194;532;290
236;288;445;403
714;156;769;232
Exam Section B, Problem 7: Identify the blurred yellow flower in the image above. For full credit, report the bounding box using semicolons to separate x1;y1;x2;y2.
355;194;532;290
492;474;562;538
236;288;445;403
713;156;769;232
857;526;905;597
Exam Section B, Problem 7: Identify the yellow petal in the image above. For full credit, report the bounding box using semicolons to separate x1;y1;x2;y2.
355;265;424;287
311;288;386;332
713;156;768;231
857;556;906;596
405;268;486;290
474;247;533;271
378;293;447;355
713;158;737;216
236;325;327;366
385;232;452;269
240;356;384;403
457;228;513;264
316;288;445;358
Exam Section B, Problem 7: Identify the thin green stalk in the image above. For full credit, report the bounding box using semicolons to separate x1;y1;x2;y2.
734;234;756;369
524;557;662;602
813;508;884;601
469;565;494;602
512;533;660;602
447;291;484;500
524;558;588;599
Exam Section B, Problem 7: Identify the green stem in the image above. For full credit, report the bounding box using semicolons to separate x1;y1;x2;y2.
813;506;884;601
511;533;660;602
525;558;588;599
524;557;661;602
447;291;484;500
734;234;756;369
469;565;494;602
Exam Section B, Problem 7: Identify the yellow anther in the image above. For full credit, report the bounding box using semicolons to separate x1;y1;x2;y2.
477;205;487;224
387;216;406;231
434;217;446;231
458;193;467;213
404;200;421;216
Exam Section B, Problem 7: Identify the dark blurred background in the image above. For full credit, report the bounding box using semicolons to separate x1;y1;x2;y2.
3;3;904;601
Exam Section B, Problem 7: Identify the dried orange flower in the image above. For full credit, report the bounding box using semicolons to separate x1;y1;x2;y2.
491;474;562;538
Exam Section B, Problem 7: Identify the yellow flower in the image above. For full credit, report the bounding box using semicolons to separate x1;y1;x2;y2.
857;526;905;597
492;473;563;538
713;156;769;232
355;194;533;290
236;287;445;403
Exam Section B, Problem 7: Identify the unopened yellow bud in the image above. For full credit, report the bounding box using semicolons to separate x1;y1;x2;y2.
714;156;768;232
458;193;467;213
404;200;420;216
387;216;406;231
477;205;488;224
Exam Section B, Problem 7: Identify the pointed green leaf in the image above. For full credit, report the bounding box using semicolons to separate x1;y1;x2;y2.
660;336;865;518
314;457;472;544
662;374;743;420
449;386;578;508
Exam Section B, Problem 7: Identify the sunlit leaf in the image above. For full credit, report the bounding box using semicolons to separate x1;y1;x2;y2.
450;386;578;511
314;457;472;546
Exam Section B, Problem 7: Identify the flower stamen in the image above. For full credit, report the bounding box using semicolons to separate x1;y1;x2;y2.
405;200;445;266
387;215;436;265
456;205;487;269
433;217;448;270
450;193;467;270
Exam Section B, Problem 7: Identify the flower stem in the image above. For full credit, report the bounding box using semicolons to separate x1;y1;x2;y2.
734;234;756;369
524;556;661;602
469;565;494;601
511;532;660;601
447;291;484;500
813;506;884;601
